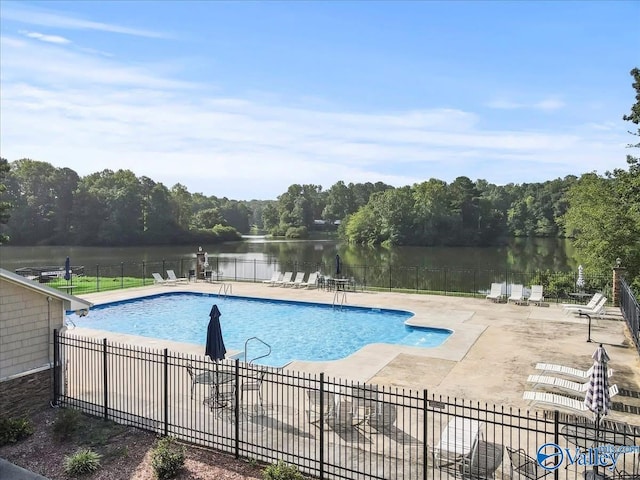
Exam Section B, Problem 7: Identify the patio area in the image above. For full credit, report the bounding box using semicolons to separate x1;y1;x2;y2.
74;281;640;425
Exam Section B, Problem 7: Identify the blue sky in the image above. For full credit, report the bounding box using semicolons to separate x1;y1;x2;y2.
1;1;638;200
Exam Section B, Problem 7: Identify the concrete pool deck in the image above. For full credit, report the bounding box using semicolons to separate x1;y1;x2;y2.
73;281;640;425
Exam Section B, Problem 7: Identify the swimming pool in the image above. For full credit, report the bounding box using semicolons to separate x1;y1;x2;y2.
68;293;452;367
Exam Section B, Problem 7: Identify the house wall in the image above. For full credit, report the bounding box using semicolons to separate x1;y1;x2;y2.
0;279;64;380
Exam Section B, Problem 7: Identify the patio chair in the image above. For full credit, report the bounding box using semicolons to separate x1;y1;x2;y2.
508;284;525;304
568;296;608;319
152;272;175;285
527;374;618;396
534;362;615;380
461;440;504;479
528;285;544;306
239;369;266;412
287;272;306;288
274;271;293;287
562;292;603;311
486;283;503;302
367;401;396;431
523;385;619;415
262;272;282;286
299;272;319;289
166;269;188;284
185;364;216;400
433;417;483;471
505;446;552;480
305;390;336;425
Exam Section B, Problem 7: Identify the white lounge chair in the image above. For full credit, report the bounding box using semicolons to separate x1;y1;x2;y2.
526;374;617;396
562;292;603;311
568;296;608;318
262;272;282;286
508;284;525;304
523;385;619;414
287;272;306;288
275;271;293;287
300;272;319;289
486;283;503;302
166;269;188;284
528;285;544;306
433;417;483;471
534;362;615;380
152;272;175;285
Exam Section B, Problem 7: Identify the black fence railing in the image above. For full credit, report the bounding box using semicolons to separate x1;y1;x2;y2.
34;256;617;304
54;331;640;480
620;279;640;356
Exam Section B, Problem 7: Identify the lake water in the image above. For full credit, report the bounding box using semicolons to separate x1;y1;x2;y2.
0;237;578;274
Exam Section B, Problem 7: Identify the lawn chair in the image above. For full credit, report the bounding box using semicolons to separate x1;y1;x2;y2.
486;283;503;302
166;269;188;284
528;285;544;306
507;284;525;304
506;446;552;479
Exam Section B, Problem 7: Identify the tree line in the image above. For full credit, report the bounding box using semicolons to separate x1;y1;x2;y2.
0;68;638;288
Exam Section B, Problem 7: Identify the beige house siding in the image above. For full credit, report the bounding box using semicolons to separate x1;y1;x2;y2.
0;278;65;380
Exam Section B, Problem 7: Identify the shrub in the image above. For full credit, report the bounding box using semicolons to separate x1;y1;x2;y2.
0;417;34;446
285;226;309;239
53;408;81;441
151;436;185;480
263;460;304;480
63;447;102;476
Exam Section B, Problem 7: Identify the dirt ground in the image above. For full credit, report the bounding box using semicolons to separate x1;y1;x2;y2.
0;407;266;480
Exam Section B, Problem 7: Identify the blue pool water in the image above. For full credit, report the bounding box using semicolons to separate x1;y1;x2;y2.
68;293;452;367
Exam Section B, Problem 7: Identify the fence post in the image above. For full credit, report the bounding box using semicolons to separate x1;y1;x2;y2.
96;265;100;292
52;329;59;406
164;348;169;437
319;372;325;480
142;261;146;286
234;359;240;458
103;338;108;420
254;259;257;283
120;262;124;289
554;410;560;480
416;266;419;293
423;389;428;480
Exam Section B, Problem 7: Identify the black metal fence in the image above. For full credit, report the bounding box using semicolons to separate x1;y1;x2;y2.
54;331;640;480
620;279;640;356
45;256;616;304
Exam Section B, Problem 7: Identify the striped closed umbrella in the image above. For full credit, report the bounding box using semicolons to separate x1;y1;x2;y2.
584;343;611;423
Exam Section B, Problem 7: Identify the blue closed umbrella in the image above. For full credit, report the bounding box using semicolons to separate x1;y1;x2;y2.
64;257;71;281
205;305;226;361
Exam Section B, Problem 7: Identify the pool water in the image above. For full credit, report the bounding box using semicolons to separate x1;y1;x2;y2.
68;293;452;367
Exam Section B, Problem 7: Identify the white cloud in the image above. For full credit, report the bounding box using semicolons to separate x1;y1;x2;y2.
20;30;71;44
486;97;565;111
0;31;629;199
2;5;168;38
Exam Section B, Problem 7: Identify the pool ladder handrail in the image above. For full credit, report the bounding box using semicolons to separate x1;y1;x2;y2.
333;290;347;308
244;336;271;364
218;283;232;297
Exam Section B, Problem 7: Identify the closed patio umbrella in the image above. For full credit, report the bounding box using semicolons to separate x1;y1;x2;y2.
205;304;226;361
577;265;585;291
583;344;611;480
335;254;341;276
64;257;71;282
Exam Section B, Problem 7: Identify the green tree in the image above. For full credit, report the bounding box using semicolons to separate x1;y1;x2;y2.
562;68;640;287
0;158;11;244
